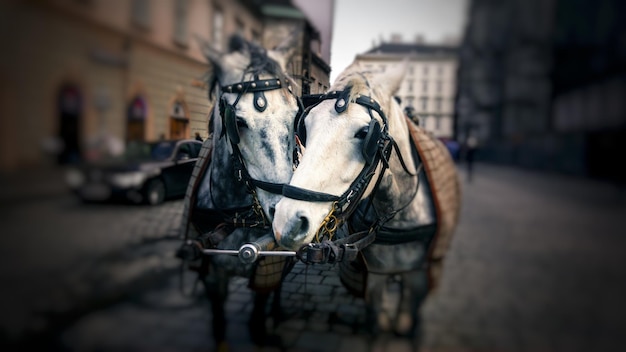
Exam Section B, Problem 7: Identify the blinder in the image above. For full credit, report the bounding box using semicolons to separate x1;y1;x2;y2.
220;99;240;144
296;91;387;165
362;119;382;164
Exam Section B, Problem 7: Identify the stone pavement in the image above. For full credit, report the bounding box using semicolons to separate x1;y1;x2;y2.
2;163;626;351
0;165;67;205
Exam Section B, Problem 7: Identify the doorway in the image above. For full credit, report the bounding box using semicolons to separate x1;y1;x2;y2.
127;96;147;141
169;100;189;139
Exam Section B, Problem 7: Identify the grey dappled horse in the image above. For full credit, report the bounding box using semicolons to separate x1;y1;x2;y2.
179;34;301;351
272;61;461;342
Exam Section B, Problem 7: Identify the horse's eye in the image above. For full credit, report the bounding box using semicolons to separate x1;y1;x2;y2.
354;126;369;139
236;118;248;129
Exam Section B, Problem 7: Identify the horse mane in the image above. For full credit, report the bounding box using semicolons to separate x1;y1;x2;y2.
205;35;294;100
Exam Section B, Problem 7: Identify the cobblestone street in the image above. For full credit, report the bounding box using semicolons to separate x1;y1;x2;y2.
1;163;625;351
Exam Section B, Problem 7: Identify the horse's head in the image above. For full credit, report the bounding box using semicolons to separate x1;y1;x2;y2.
272;61;409;250
201;34;300;220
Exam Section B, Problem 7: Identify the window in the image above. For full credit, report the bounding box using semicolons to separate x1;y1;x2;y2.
251;29;261;44
127;96;147;142
173;0;189;46
437;65;444;75
177;143;192;159
436;81;442;93
179;142;200;158
131;0;150;29
212;7;224;50
408;66;414;75
190;143;202;158
235;18;245;36
421;97;428;111
423;65;429;75
170;101;189;139
422;80;428;93
407;79;413;93
406;96;415;107
435;116;441;129
379;65;386;72
435;97;442;111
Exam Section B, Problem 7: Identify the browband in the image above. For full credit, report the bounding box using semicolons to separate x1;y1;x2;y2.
321;90;388;129
221;78;291;94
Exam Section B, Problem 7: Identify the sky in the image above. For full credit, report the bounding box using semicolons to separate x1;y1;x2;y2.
329;0;469;83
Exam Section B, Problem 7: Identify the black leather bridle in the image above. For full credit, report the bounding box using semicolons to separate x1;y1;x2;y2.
283;88;417;243
216;75;303;225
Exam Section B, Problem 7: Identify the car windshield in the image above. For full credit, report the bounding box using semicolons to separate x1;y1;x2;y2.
124;141;176;161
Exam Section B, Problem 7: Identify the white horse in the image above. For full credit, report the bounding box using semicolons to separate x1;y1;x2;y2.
272;61;461;340
179;34;300;350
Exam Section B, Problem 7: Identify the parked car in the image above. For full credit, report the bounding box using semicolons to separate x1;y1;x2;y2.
65;139;203;205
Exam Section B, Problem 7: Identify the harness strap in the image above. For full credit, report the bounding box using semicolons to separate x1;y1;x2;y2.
298;229;377;264
282;184;341;202
390;138;417;176
250;179;285;195
373;223;437;245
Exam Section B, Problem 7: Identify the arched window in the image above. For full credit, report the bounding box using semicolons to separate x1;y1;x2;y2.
127;96;147;141
170;100;189;139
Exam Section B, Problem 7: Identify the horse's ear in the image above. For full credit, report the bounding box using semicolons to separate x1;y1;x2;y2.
374;59;408;96
196;34;223;68
269;31;300;71
228;33;251;54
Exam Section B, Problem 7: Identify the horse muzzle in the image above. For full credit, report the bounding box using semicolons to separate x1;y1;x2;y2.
272;208;314;250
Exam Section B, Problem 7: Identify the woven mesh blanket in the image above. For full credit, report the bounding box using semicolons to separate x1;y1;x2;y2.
406;118;462;288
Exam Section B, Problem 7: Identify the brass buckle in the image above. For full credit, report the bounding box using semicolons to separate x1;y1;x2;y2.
315;202;339;243
250;189;268;226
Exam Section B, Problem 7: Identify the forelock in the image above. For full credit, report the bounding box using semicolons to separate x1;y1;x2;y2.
330;66;391;109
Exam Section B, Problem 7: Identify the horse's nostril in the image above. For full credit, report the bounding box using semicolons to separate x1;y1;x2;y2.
269;206;276;218
298;216;309;234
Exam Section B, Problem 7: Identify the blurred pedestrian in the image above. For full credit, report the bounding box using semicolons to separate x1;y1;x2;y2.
195;132;203;142
465;135;478;182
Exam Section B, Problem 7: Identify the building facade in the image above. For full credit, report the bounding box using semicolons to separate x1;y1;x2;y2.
0;0;332;171
260;0;331;96
455;0;626;182
354;41;458;139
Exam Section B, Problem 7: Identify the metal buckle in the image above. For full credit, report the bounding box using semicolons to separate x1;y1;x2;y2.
341;243;358;262
297;243;328;264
